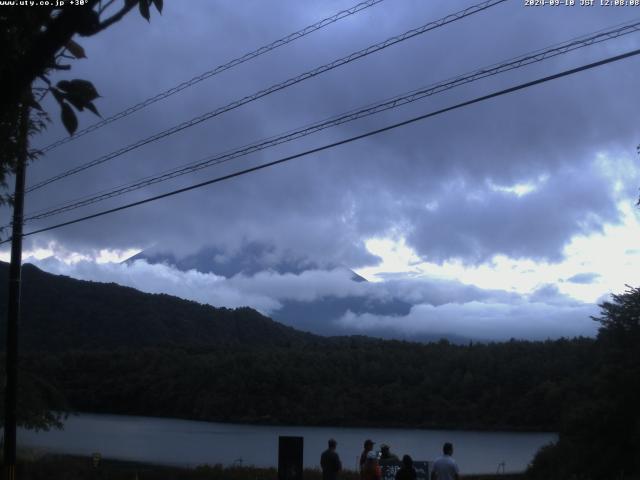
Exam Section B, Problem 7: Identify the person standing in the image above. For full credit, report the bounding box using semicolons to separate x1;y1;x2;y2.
431;442;459;480
321;438;342;480
362;450;382;480
379;444;400;465
395;454;417;480
359;439;375;474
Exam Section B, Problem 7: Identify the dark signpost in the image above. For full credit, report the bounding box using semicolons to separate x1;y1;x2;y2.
381;461;430;480
278;436;304;480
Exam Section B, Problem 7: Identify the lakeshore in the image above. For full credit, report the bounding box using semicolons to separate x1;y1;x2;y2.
13;454;525;480
18;413;554;474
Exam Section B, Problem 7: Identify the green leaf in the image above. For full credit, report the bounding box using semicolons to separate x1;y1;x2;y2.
51;88;65;106
61;102;78;135
57;79;100;103
76;9;101;36
56;80;71;92
152;0;163;13
63;93;85;112
66;40;87;59
85;102;101;117
139;0;150;21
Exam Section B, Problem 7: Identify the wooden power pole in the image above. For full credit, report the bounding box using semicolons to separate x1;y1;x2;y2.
3;103;29;480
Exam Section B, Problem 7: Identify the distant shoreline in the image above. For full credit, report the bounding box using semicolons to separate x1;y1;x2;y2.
19;413;553;475
14;453;527;480
67;409;559;434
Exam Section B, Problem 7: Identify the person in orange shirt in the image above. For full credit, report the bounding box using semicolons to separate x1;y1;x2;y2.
362;450;382;480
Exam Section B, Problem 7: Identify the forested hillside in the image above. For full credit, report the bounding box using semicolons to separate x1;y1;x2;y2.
0;261;599;433
0;262;315;351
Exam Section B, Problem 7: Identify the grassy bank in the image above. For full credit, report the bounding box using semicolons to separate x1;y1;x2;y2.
10;454;525;480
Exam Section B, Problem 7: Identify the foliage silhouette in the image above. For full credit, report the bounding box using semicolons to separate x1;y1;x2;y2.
528;286;640;479
0;0;162;204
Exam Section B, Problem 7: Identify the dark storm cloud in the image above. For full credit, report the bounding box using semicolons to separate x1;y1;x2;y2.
3;0;639;268
528;283;582;305
403;161;619;263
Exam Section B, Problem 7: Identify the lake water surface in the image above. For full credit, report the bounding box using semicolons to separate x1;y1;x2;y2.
18;413;556;474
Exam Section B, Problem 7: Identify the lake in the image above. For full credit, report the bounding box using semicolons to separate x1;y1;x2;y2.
18;413;556;474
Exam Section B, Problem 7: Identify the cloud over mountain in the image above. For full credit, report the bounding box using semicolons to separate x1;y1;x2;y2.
31;254;599;341
2;1;638;342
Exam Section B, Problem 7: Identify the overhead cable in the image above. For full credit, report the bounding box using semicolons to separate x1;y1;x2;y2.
26;0;507;194
20;19;640;223
38;0;387;153
5;46;639;244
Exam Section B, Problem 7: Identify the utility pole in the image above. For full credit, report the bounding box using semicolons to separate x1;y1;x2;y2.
3;102;29;480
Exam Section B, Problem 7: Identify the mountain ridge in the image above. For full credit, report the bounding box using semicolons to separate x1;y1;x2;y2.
124;243;368;282
122;244;425;339
0;262;317;352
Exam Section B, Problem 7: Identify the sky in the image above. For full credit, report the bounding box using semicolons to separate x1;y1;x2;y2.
1;0;639;341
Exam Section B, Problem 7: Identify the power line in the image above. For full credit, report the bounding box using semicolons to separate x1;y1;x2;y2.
20;17;640;222
19;19;640;224
5;47;639;245
38;0;387;154
25;0;507;194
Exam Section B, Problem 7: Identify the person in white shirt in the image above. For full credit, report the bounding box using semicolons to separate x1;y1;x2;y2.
430;442;459;480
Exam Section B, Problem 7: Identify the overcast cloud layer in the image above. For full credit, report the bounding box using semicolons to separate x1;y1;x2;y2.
2;0;639;341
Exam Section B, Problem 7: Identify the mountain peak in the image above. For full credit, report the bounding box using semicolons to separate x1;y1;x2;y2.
124;243;366;281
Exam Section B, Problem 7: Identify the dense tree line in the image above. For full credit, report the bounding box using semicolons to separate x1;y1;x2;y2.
21;337;595;432
0;262;601;433
528;286;640;479
3;262;639;478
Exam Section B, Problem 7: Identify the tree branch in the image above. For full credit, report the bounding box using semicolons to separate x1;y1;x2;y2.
1;1;101;111
98;0;117;15
95;1;138;33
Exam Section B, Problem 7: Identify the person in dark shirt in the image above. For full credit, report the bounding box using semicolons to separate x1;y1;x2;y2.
395;455;417;480
379;444;400;465
321;438;342;480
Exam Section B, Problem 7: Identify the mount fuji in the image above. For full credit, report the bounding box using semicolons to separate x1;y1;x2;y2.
124;242;416;338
